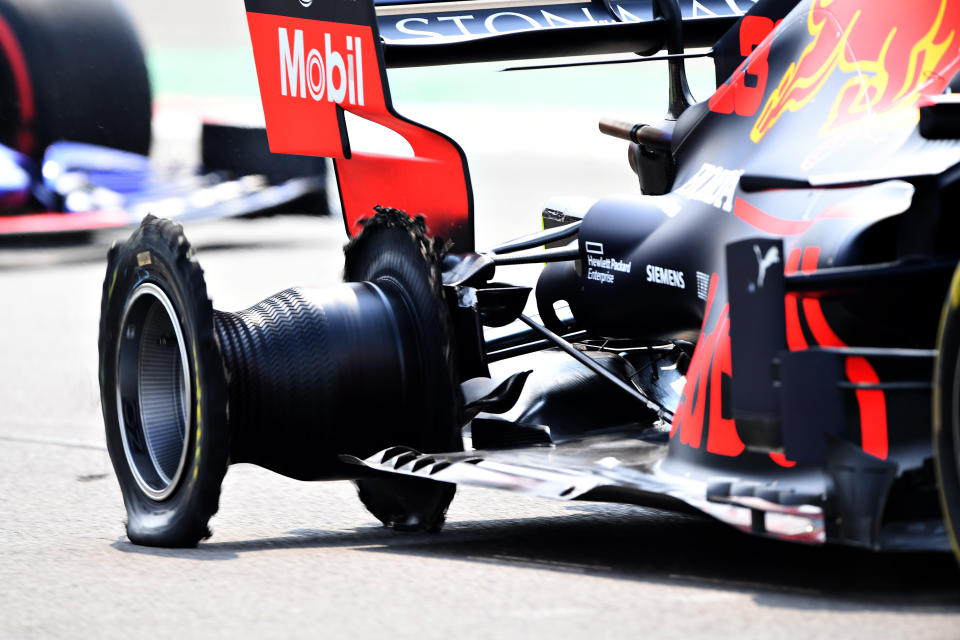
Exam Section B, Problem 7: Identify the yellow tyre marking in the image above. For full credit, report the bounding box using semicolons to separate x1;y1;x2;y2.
933;263;960;562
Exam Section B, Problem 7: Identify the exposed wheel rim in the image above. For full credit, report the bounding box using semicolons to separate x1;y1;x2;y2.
115;282;191;501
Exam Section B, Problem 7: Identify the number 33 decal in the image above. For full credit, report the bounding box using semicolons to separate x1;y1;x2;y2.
709;16;778;118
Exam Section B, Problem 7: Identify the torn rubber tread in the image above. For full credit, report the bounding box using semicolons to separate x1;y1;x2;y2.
99;216;228;547
344;206;461;532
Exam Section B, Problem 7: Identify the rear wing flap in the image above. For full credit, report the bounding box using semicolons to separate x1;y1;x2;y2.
245;0;476;250
242;0;753;251
377;0;743;67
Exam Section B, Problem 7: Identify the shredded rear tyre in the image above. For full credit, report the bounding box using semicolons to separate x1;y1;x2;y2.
99;216;228;547
345;207;461;532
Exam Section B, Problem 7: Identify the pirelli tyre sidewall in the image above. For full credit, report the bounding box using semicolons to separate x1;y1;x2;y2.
99;216;227;547
933;264;960;565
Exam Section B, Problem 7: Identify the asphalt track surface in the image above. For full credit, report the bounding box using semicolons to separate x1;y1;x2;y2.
1;1;960;638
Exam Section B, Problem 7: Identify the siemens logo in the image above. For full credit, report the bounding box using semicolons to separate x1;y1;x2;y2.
646;265;685;289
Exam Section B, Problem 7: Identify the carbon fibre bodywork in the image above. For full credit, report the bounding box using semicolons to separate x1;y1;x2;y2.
243;0;960;553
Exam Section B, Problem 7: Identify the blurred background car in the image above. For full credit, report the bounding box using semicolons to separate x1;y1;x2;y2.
0;0;331;237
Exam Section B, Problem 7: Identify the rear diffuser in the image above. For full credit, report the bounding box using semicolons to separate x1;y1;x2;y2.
342;435;826;544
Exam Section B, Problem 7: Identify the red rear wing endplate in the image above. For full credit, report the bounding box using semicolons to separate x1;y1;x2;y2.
244;0;474;251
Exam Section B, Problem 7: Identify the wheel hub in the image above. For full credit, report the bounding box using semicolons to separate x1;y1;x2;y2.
115;283;191;501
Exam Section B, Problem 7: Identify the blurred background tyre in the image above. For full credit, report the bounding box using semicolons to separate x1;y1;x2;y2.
0;0;152;160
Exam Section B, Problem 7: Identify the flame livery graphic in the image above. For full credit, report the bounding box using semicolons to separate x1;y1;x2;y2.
751;0;960;142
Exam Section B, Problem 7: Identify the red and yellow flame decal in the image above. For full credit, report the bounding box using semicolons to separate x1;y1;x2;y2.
751;0;960;142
